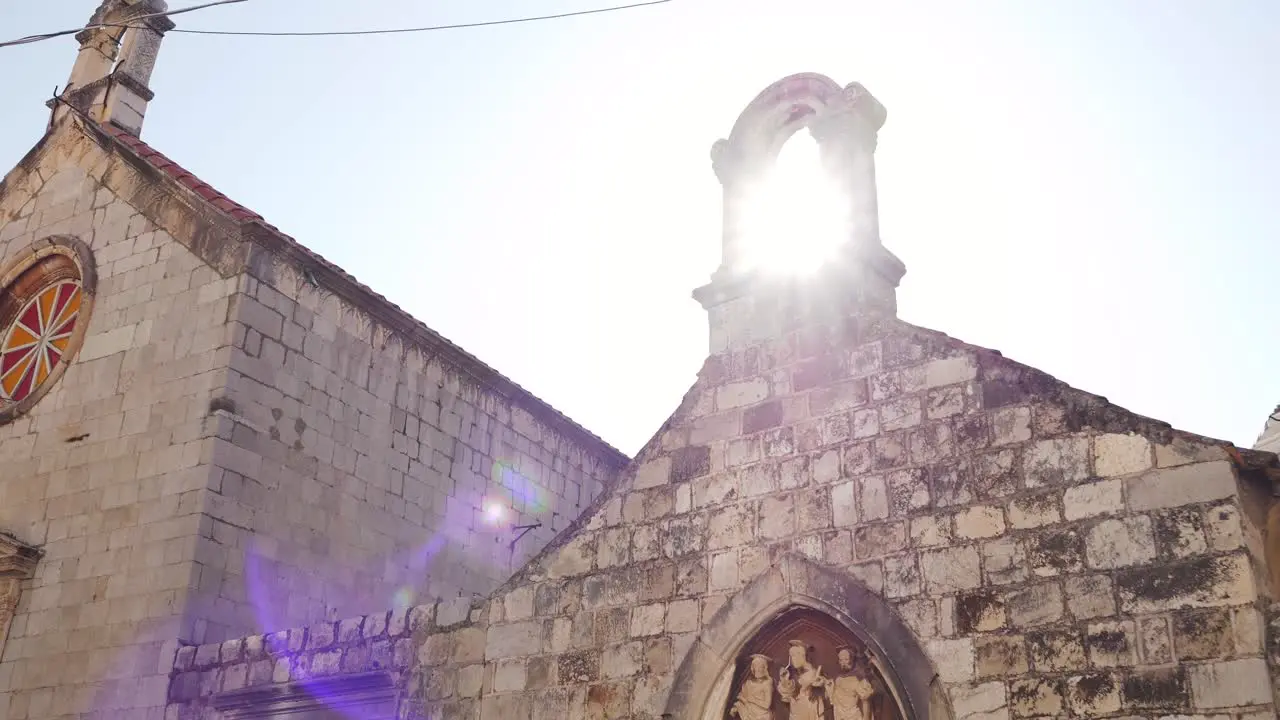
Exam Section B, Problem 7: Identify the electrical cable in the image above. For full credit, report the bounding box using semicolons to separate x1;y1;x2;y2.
164;0;672;37
0;0;247;49
0;0;671;50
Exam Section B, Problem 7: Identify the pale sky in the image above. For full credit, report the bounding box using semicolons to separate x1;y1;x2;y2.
3;1;1278;456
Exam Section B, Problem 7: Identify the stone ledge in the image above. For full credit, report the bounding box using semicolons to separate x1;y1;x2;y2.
0;531;41;579
211;671;395;719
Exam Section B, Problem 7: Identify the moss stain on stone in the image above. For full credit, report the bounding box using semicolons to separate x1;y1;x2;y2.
1029;530;1082;570
1072;673;1115;702
670;445;711;482
955;591;1002;634
1117;555;1225;602
1087;629;1128;655
1121;668;1187;709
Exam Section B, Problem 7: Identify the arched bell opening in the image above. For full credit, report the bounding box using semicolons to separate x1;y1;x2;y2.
735;131;852;277
712;74;851;280
707;73;891;288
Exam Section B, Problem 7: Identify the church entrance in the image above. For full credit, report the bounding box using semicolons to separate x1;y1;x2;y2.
723;607;908;720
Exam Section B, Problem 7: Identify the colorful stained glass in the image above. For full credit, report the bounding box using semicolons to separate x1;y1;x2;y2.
0;280;81;406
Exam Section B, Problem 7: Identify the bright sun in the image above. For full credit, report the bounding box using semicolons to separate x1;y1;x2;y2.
738;132;850;276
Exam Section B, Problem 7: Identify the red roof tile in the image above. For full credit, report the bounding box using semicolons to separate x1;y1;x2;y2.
95;122;629;466
102;123;265;223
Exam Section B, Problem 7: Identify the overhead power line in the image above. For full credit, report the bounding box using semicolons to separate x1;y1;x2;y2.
0;0;247;49
0;0;672;50
166;0;672;37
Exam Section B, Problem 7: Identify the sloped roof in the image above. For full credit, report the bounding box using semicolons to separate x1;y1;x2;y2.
102;124;265;223
96;122;630;468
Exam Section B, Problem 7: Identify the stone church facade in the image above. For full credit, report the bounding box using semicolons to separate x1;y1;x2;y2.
3;2;1280;719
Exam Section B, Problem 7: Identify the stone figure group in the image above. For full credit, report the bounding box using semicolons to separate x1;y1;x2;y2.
729;640;877;720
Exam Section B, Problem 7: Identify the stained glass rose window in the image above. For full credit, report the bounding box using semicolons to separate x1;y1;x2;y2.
0;243;93;422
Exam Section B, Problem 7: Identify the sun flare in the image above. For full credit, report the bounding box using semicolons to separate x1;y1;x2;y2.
738;133;850;276
482;499;507;525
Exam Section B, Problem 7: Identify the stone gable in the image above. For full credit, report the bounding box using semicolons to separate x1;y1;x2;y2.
0;113;628;717
465;316;1272;720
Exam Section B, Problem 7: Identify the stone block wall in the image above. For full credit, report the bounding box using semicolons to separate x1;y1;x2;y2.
0;123;244;717
164;600;436;718
473;326;1274;719
186;244;624;646
0;117;625;717
188;243;624;640
163;313;1280;720
460;314;1276;719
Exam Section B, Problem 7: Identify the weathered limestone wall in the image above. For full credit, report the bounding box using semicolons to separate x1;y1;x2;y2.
163;309;1279;720
164;601;433;717
460;314;1274;720
189;246;623;644
0;122;242;718
0;116;624;718
162;597;471;719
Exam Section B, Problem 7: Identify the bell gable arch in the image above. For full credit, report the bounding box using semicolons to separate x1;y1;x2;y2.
664;553;953;720
700;72;903;306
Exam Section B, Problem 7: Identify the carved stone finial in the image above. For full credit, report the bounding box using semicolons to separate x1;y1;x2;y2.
842;82;885;127
115;0;175;32
710;138;740;186
87;0;125;27
807;83;885;150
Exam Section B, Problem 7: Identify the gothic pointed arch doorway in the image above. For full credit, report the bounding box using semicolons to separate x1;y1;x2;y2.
725;606;906;720
661;556;953;720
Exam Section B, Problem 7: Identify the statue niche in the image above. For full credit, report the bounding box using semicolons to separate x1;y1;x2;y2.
724;607;902;720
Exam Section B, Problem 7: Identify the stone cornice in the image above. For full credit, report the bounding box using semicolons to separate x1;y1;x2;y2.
693;242;907;311
0;532;41;580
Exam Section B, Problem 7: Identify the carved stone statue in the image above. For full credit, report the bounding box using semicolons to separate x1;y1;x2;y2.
776;640;829;720
729;654;775;720
830;647;877;720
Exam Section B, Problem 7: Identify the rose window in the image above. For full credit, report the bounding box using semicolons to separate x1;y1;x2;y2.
0;246;91;421
1;281;82;404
